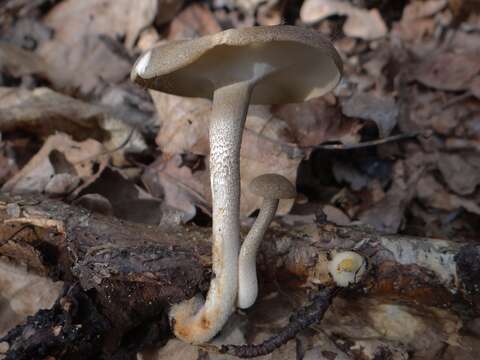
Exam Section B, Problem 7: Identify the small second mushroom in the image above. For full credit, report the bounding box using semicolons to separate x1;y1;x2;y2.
328;251;367;287
238;174;296;309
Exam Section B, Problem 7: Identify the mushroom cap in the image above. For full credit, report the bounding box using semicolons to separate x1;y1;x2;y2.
131;25;342;105
249;173;296;199
328;251;366;287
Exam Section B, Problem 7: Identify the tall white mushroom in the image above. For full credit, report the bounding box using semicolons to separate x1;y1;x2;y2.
131;25;342;344
238;174;296;309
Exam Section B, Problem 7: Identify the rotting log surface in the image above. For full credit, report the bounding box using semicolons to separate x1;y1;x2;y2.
0;193;479;359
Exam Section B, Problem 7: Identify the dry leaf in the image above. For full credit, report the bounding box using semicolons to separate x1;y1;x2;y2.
152;92;211;155
438;153;480;195
39;0;161;49
416;175;480;215
359;161;422;234
0;42;60;86
0;87;107;140
300;0;387;40
403;0;448;21
0;258;63;337
168;3;221;40
414;52;480;91
471;75;480;100
273;98;363;148
2;133;108;195
38;34;132;96
341;93;399;138
79;167;164;224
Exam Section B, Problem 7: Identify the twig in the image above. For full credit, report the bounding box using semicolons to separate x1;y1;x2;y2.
311;132;421;150
219;286;339;358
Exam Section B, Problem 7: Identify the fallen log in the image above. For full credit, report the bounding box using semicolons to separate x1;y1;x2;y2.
0;193;478;359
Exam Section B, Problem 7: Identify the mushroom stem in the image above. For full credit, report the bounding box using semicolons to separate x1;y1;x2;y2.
238;198;279;309
170;81;253;344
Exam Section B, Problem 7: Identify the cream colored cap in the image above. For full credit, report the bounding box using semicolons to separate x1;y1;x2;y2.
131;25;342;105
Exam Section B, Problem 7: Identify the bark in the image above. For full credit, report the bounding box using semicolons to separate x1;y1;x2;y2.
0;193;478;359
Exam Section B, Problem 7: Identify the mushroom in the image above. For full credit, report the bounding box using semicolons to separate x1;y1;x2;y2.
328;251;366;287
131;25;342;344
238;174;296;309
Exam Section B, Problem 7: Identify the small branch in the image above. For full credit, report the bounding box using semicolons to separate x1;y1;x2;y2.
220;286;339;358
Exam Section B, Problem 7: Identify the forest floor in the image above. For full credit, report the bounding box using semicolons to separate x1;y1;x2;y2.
0;0;479;359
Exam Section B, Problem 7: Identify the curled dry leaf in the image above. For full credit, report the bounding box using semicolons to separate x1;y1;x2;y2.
341;93;399;138
0;87;107;141
414;52;480;91
2;133;108;195
0;258;63;337
300;0;387;40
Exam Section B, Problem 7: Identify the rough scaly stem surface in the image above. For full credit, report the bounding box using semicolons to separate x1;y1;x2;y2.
238;198;279;309
170;81;253;344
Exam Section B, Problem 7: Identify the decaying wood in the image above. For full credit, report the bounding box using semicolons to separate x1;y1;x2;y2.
0;193;479;359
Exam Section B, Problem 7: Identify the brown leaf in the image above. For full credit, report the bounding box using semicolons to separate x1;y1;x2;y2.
0;87;107;140
358;161;422;234
438;153;480;195
2;133;108;195
38;34;132;96
416;175;480;215
39;0;160;49
167;3;221;40
392;0;446;43
152;92;211;155
471;75;480;100
273;98;363;148
0;42;60;86
414;52;480;91
300;0;387;40
341;93;398;138
143;154;210;221
79;167;164;224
